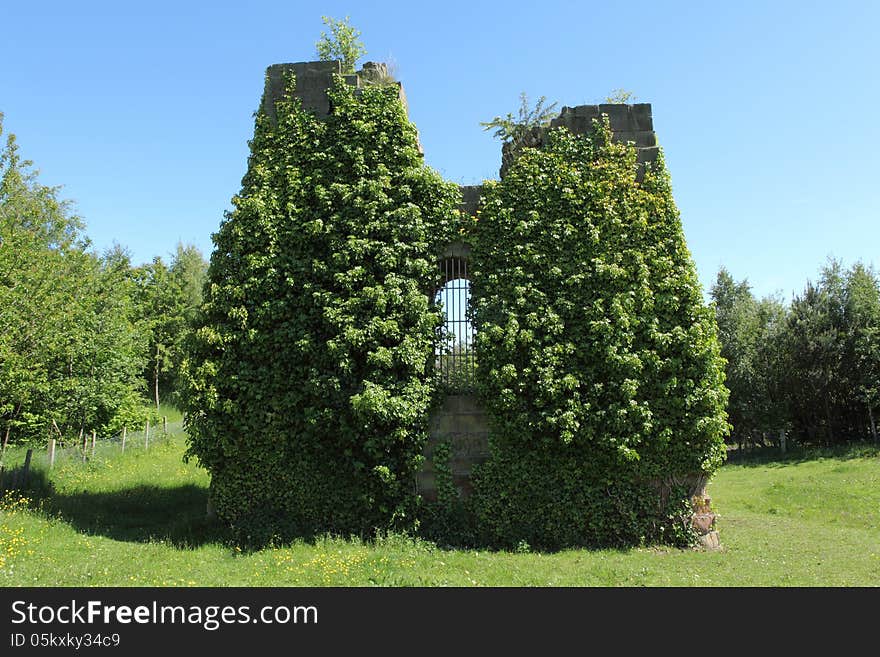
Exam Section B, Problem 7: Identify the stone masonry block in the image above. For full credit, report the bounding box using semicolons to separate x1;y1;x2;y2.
598;104;635;132
630;103;653;131
636;146;660;164
572;104;602;120
612;131;657;148
459;185;482;216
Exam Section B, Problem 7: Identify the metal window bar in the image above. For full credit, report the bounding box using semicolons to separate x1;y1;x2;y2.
435;257;475;392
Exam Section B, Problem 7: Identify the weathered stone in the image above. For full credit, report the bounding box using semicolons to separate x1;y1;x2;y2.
692;495;712;515
421;394;490;500
637;146;660;165
691;512;716;534
598;104;635;132
630;103;653;131
572;104;602;121
612;131;657;148
262;60;342;120
261;60;410;123
459;185;482;216
502;103;659;180
698;531;721;550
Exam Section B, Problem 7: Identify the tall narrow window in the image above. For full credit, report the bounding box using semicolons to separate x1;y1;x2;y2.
435;254;475;392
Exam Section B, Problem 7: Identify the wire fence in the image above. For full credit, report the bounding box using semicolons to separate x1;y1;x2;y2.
0;416;184;492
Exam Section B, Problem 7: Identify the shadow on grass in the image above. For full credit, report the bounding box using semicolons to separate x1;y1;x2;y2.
724;440;880;468
30;477;228;548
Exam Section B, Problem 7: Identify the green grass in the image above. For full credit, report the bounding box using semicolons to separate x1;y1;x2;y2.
2;430;879;586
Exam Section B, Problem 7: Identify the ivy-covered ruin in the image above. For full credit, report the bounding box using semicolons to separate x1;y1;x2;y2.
181;60;729;549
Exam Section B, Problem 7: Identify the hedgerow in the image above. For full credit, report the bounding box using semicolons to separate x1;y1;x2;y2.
181;73;460;545
467;121;729;549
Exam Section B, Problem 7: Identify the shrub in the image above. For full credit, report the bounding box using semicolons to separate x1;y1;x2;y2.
315;16;367;74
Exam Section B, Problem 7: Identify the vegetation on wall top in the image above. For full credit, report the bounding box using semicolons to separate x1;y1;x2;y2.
315;15;367;74
480;92;558;145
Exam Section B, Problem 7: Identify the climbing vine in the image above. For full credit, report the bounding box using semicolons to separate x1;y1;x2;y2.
181;73;461;545
467;120;729;549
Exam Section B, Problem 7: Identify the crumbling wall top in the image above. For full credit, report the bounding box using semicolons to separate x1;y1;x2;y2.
261;60;407;121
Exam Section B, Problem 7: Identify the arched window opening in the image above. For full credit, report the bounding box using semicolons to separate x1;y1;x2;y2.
435;255;475;392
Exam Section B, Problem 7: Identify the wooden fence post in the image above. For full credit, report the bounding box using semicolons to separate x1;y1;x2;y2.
145;420;150;449
121;426;127;453
91;430;96;458
22;449;32;488
163;416;167;436
48;438;56;469
81;429;87;462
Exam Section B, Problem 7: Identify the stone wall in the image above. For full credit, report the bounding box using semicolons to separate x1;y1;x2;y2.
417;395;490;500
459;184;482;216
261;60;409;121
500;102;659;178
254;59;718;546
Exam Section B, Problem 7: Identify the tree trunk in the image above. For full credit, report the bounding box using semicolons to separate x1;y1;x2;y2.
2;402;20;457
154;343;161;411
824;397;834;446
870;406;878;444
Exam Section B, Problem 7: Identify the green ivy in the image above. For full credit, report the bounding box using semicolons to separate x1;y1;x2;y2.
181;73;461;545
467;120;730;549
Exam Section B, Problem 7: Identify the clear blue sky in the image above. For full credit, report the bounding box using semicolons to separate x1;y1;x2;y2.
2;1;877;301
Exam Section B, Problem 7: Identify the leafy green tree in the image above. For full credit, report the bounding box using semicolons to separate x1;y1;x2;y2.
181;73;460;543
134;243;207;408
715;260;880;449
49;250;148;438
711;268;788;448
170;242;208;320
135;257;180;409
0;114;149;448
845;263;880;441
784;263;848;444
1;114;82;447
315;15;367;74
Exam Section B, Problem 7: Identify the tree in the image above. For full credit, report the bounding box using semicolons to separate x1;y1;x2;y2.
0;114;149;448
135;257;180;409
1;113;84;447
170;242;208;320
315;15;367;74
134;243;207;409
711;268;788;449
842;263;880;441
784;263;848;444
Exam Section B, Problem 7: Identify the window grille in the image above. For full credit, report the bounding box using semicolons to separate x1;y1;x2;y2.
435;255;475;392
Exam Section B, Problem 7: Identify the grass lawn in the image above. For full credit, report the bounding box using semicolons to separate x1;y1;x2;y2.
1;424;878;586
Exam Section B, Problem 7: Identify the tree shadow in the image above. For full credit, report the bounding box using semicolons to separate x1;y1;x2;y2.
37;483;229;549
724;441;880;469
